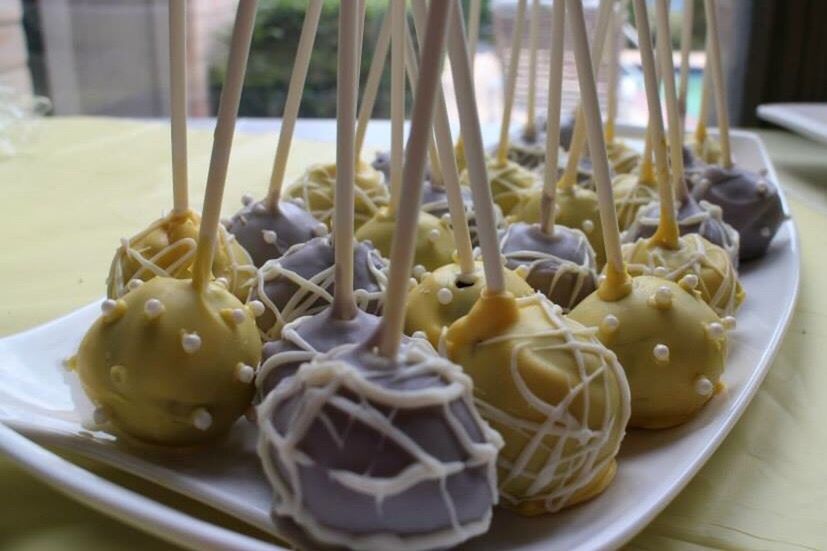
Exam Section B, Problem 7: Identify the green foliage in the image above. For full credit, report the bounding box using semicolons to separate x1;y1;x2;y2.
211;0;492;118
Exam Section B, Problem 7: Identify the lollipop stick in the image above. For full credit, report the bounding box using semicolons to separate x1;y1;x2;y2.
559;0;613;190
495;0;527;165
677;0;693;134
265;0;323;207
411;0;475;278
468;0;482;70
695;39;711;145
566;0;629;299
355;7;392;159
635;0;678;249
540;0;565;236
404;34;444;188
192;0;257;292
638;118;655;184
703;0;732;168
169;0;188;213
604;0;619;144
446;1;506;294
332;0;359;320
378;0;451;360
654;0;688;200
388;0;406;213
525;0;541;139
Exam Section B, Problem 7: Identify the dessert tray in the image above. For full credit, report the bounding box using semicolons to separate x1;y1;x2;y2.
0;126;799;551
757;102;827;145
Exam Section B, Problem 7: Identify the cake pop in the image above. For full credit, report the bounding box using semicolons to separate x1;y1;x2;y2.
621;4;743;318
356;10;455;272
225;0;328;268
258;7;501;547
509;0;615;267
570;0;728;430
474;0;540;217
251;236;388;341
76;1;261;447
403;3;533;348
107;4;255;300
443;0;630;515
499;8;598;313
690;0;786;261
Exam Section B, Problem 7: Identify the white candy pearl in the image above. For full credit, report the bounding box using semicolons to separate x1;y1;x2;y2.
262;230;278;244
143;298;164;319
695;376;714;396
600;314;619;334
181;332;202;354
248;300;265;317
192;408;213;431
235;363;255;384
437;288;454;305
653;344;670;364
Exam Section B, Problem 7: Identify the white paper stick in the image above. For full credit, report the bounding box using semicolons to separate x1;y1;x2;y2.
355;7;392;159
655;0;688;200
495;0;527;164
404;33;444;188
703;0;732;168
411;0;475;278
265;0;323;206
388;0;406;212
169;0;188;212
560;0;613;189
378;0;451;359
540;0;565;235
678;0;694;134
695;36;711;144
331;1;359;320
192;0;257;292
468;0;482;69
605;0;620;143
635;0;678;248
566;0;624;278
525;0;541;137
446;1;506;293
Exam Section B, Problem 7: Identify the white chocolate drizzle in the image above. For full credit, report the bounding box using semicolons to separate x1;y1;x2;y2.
257;340;502;550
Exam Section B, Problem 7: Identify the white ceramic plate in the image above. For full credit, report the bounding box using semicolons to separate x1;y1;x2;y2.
0;126;799;551
757;103;827;145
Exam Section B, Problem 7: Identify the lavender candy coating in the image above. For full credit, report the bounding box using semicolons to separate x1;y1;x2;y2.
257;339;502;550
372;150;430;186
257;308;381;398
623;191;741;268
692;165;786;261
500;222;598;312
252;236;388;340
227;197;324;268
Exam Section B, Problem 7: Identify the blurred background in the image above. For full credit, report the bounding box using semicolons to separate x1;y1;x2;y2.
2;0;825;128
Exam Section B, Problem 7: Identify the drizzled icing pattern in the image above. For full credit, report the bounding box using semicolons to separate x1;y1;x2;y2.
107;211;256;301
253;236;388;340
622;233;744;317
284;162;389;231
257;340;503;550
499;223;598;313
462;157;538;216
449;294;630;513
612;175;658;231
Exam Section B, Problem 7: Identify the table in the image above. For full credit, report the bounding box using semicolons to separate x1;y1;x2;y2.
1;118;825;550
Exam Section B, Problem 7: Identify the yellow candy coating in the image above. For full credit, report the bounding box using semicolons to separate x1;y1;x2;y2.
606;139;641;174
107;209;255;301
692;134;722;165
569;275;726;429
461;157;538;216
77;277;261;446
621;234;745;317
511;186;606;268
284;160;388;231
612;173;658;231
445;293;630;515
404;261;533;346
355;207;455;272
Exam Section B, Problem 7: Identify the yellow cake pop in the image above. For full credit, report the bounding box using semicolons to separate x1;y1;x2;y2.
284;160;389;231
461;157;538;217
441;0;630;516
405;261;532;346
355;206;454;272
606;140;641;174
445;292;630;514
78;1;263;447
107;209;256;301
612;172;658;231
76;278;261;445
622;233;743;317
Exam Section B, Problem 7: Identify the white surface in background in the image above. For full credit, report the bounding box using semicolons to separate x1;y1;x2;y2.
758;103;827;146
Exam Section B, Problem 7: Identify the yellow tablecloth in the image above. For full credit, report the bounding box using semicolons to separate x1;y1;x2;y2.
1;118;825;550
